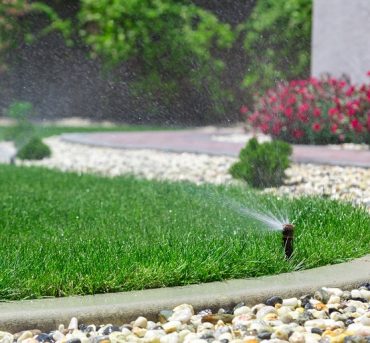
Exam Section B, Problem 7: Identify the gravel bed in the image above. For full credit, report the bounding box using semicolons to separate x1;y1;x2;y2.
15;137;370;209
2;285;370;342
264;164;370;208
17;137;235;185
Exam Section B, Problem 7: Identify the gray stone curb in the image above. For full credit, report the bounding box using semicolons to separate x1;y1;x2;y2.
0;255;369;333
60;132;370;168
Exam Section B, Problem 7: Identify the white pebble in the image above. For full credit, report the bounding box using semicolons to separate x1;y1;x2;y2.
256;306;276;320
360;289;370;300
282;298;298;308
170;309;193;323
17;331;33;342
304;319;336;330
160;332;179;343
218;333;233;342
351;289;362;299
289;331;305;343
234;306;251;316
121;328;132;336
178;329;192;343
163;321;182;334
302;333;321;343
143;330;166;343
51;331;65;342
110;331;130;343
327;295;341;304
134;316;148;328
322;287;343;297
68;317;78;331
348;323;370;336
360;316;370;326
182;333;199;343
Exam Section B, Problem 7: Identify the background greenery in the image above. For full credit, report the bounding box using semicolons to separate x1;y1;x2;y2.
241;0;311;93
0;0;311;124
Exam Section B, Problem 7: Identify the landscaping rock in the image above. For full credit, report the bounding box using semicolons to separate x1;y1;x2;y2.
266;296;283;307
15;137;370;210
15;281;370;342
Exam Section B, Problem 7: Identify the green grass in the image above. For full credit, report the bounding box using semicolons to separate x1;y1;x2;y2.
0;164;369;301
0;123;171;142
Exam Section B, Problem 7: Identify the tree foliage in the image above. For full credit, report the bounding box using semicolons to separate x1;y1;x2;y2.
0;0;29;72
241;0;312;92
79;0;234;67
77;0;235;118
0;0;314;122
0;0;71;72
2;0;236;120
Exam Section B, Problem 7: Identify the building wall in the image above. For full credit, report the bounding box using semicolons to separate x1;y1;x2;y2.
311;0;370;84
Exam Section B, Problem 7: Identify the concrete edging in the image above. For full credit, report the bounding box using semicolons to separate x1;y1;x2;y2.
60;132;370;168
0;254;369;333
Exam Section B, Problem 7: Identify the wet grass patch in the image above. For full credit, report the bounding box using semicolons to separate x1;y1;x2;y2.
0;164;369;300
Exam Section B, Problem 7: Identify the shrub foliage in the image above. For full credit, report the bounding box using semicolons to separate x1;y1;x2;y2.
230;138;292;188
1;1;235;121
77;0;235;119
16;137;51;160
3;101;36;147
241;0;311;92
0;1;316;122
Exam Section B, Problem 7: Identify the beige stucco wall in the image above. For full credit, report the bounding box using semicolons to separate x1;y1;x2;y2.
311;0;370;84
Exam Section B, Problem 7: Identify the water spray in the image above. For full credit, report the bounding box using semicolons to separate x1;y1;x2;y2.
282;224;294;259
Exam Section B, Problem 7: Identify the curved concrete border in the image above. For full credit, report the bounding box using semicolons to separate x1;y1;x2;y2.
60;131;370;168
0;254;369;333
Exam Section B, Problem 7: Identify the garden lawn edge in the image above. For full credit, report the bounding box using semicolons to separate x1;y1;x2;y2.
0;254;369;332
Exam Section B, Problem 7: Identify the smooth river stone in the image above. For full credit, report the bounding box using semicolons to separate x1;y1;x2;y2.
160;332;179;343
143;329;166;343
134;317;148;329
256;306;277;320
266;296;283;307
68;318;79;331
17;331;34;342
162;321;182;334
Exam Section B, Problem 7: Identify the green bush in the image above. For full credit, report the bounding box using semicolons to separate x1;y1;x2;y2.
241;0;311;92
3;101;36;147
6;101;33;121
230;138;292;188
16;137;51;160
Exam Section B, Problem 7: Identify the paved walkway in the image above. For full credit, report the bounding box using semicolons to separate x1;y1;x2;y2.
61;128;370;168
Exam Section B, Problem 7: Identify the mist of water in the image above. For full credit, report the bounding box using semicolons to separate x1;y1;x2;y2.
190;186;290;232
219;195;289;231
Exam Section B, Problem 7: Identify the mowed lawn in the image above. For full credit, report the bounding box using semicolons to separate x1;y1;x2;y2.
0;123;173;141
0;164;369;300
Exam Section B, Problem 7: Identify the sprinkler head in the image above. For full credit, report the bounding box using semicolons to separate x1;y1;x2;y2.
282;224;294;259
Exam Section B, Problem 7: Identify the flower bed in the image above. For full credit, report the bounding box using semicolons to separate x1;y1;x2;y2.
242;72;370;144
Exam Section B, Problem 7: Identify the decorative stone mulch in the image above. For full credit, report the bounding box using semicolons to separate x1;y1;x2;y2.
1;284;370;343
15;137;370;209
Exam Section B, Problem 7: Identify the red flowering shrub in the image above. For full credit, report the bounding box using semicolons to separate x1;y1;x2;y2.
243;73;370;144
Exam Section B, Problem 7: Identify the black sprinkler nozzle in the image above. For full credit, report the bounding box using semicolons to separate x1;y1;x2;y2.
282;224;294;259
